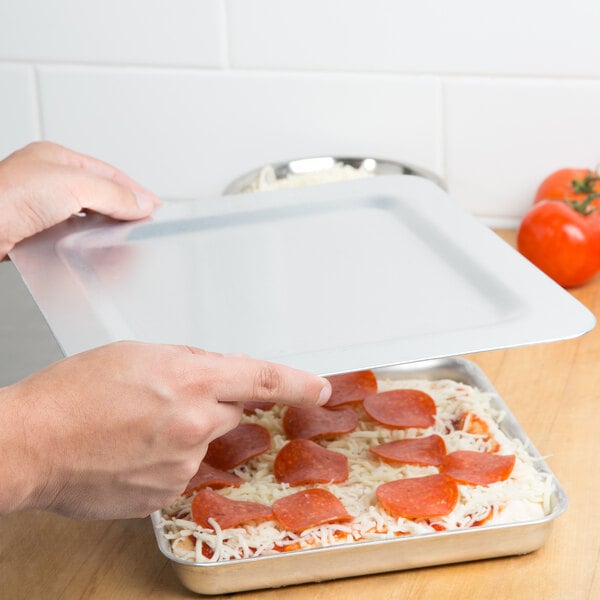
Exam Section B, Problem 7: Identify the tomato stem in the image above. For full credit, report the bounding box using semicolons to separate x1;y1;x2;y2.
567;192;600;215
572;172;600;194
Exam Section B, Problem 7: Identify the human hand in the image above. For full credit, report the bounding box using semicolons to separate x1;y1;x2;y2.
0;141;160;259
0;341;331;520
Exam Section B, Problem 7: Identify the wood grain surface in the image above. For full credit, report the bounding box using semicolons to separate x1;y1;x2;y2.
2;230;599;600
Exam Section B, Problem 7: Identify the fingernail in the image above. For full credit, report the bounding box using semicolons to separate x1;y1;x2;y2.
134;191;155;212
317;378;332;406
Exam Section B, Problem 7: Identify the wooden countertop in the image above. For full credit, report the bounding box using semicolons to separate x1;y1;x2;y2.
2;230;599;600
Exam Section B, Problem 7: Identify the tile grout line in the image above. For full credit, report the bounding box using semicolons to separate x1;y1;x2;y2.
31;64;44;140
2;59;600;83
436;76;447;190
220;0;232;70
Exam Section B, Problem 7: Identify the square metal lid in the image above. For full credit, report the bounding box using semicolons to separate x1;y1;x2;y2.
9;175;595;375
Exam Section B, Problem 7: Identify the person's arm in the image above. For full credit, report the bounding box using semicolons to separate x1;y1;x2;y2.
0;142;331;520
0;341;331;519
0;383;39;514
0;141;160;259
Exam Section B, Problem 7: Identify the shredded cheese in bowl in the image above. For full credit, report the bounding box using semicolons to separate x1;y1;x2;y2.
159;377;553;563
239;162;375;193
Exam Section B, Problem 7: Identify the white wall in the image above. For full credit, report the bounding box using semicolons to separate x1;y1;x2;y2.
2;0;600;226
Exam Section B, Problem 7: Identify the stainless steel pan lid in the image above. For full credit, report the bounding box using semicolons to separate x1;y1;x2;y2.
9;175;595;374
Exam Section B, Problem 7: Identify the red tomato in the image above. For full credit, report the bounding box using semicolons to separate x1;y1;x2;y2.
534;168;600;210
517;200;600;288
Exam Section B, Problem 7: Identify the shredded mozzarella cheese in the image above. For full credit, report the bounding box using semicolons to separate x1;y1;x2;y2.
159;377;554;563
239;163;374;193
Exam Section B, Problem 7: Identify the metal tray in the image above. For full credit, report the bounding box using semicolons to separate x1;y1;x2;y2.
151;356;567;595
9;175;594;374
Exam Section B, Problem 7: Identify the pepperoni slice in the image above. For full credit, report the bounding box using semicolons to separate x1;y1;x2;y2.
243;401;275;415
274;439;348;485
324;370;378;408
191;489;273;530
370;434;446;467
440;450;516;485
272;488;352;533
364;389;436;429
282;405;358;440
376;474;459;519
203;423;271;471
183;463;244;496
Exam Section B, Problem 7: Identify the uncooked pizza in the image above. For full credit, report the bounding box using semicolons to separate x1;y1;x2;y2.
158;371;553;562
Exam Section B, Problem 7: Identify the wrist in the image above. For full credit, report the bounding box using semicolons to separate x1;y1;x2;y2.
0;382;42;514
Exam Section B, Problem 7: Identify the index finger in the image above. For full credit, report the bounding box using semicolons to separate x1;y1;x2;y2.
56;144;160;205
194;353;332;408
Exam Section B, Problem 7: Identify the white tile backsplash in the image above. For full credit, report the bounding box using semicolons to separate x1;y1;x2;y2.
0;65;38;159
445;78;600;222
227;0;600;78
39;67;441;200
0;0;226;67
2;1;600;224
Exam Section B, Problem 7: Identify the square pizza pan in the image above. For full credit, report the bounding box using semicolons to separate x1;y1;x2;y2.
8;175;595;374
150;356;567;595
